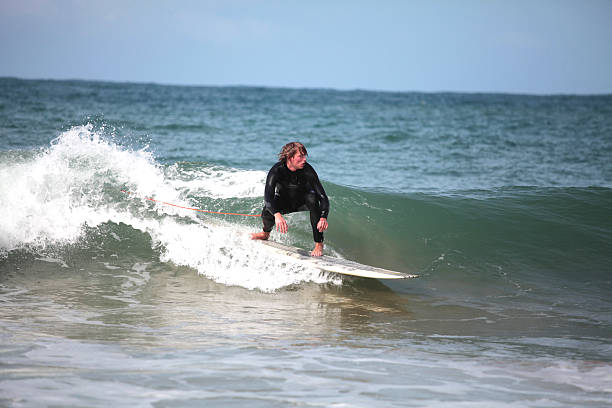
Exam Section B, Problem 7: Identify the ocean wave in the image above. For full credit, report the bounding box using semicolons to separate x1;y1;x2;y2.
2;125;611;296
0;125;340;292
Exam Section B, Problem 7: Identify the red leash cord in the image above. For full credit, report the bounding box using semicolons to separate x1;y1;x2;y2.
120;190;261;217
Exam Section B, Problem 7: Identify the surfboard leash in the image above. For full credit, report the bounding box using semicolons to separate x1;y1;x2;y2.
120;190;261;217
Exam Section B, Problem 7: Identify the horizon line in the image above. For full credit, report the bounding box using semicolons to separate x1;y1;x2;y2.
2;75;611;98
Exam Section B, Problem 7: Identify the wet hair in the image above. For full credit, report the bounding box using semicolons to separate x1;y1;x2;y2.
278;142;308;163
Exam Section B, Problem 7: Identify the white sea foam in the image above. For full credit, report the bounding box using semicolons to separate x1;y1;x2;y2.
0;125;339;291
0;124;162;250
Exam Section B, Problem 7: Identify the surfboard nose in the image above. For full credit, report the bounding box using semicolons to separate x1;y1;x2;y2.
260;240;418;279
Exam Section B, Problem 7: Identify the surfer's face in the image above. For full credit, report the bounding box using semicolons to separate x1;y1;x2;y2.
287;152;307;171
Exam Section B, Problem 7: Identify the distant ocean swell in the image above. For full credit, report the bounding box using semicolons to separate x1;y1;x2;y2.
1;125;611;299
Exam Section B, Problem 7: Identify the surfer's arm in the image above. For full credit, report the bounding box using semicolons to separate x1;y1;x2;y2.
263;164;280;216
263;164;290;233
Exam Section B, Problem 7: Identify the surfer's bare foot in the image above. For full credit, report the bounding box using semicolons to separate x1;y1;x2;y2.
250;231;270;240
311;242;324;257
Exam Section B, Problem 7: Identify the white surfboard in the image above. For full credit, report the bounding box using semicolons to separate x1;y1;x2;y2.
260;240;418;280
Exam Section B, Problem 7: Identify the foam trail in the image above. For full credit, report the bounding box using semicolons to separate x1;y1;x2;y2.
0;125;340;291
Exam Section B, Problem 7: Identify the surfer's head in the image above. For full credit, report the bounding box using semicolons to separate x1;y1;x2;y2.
279;142;307;163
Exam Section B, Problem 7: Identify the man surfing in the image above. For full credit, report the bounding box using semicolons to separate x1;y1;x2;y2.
250;142;329;256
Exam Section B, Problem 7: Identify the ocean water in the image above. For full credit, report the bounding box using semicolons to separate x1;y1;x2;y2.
1;77;611;407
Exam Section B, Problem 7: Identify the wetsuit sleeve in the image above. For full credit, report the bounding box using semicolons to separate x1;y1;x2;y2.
310;167;329;219
263;164;280;216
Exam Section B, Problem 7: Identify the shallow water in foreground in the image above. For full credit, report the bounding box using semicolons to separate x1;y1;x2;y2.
1;249;610;407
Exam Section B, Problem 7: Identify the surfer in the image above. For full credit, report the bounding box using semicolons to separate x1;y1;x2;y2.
250;142;329;256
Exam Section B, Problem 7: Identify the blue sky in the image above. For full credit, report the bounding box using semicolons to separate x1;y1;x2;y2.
1;0;611;94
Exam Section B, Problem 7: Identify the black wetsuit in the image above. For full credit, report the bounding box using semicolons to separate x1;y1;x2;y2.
261;161;329;242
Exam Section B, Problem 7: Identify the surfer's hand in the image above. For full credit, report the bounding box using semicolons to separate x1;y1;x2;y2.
274;213;288;234
317;218;328;233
